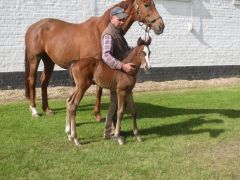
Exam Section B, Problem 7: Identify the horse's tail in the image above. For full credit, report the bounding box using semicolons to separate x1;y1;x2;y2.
24;48;30;99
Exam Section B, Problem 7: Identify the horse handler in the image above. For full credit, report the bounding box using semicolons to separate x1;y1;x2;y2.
101;7;137;139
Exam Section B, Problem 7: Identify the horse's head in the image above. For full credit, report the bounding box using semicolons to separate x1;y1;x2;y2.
133;0;165;35
136;37;151;71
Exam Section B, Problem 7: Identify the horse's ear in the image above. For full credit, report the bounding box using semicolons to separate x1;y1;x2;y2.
119;1;129;10
137;37;145;46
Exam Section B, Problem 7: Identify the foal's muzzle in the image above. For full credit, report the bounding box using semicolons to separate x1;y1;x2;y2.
143;63;151;72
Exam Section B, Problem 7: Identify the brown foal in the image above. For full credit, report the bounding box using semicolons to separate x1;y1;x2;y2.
66;38;151;145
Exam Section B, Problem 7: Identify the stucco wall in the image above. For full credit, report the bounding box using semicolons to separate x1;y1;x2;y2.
0;0;240;73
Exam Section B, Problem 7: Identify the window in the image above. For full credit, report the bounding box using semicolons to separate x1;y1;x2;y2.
233;0;240;5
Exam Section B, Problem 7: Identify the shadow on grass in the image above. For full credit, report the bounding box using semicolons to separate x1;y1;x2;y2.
139;116;225;138
135;102;240;119
54;102;239;138
53;102;240;119
52;103;108;113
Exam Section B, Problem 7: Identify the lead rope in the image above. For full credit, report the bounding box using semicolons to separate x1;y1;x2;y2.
135;0;151;42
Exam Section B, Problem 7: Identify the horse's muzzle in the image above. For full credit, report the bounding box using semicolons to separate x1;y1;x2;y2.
152;18;165;35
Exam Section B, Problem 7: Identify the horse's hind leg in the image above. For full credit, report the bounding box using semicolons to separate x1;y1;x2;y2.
40;54;55;116
93;85;103;122
27;55;41;117
127;92;142;142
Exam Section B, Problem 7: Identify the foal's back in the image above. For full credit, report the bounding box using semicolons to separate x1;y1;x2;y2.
71;58;135;91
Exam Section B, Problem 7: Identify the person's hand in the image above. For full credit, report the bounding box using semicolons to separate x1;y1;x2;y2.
121;63;136;75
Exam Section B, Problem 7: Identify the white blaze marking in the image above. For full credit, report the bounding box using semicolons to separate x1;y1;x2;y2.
143;46;151;69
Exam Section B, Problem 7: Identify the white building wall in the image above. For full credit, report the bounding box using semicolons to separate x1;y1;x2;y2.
0;0;240;72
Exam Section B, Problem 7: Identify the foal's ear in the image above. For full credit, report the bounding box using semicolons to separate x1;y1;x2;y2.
137;37;145;46
137;36;152;46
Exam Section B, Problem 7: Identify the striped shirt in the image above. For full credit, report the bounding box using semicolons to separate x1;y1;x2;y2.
101;34;123;70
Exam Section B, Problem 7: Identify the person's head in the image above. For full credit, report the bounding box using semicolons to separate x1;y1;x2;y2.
110;7;128;28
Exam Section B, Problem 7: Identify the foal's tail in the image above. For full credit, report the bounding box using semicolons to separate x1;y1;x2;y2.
68;60;77;78
24;48;30;99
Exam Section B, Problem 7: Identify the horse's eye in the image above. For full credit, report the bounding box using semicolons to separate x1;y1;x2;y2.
144;4;149;8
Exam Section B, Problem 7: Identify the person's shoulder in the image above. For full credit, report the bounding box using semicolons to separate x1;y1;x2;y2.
102;34;112;41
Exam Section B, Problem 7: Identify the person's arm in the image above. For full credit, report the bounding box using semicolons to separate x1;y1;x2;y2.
101;34;136;74
101;34;123;70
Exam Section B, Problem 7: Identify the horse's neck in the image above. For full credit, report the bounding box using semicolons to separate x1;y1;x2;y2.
122;0;137;34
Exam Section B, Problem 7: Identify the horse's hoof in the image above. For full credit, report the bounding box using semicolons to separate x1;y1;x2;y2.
95;114;102;122
46;110;54;116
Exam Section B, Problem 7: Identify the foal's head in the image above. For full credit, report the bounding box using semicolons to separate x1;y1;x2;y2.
127;37;151;72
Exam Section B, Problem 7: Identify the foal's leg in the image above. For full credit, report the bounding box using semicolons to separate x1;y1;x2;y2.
127;92;142;142
66;86;89;145
40;55;55;116
93;85;102;122
115;90;127;145
65;98;72;141
28;56;41;117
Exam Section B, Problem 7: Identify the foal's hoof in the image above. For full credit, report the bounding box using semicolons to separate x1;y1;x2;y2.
32;113;40;118
67;135;73;141
74;139;81;146
118;136;125;145
135;136;143;142
113;136;124;145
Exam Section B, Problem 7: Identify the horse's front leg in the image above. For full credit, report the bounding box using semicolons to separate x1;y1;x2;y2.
40;57;55;116
127;92;142;142
93;85;102;122
115;90;127;145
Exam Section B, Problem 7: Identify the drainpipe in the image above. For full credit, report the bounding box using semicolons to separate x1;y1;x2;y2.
188;0;194;32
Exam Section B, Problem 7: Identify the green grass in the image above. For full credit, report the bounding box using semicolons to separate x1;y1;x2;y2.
1;87;240;179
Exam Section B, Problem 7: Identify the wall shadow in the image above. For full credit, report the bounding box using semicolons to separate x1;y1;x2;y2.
159;0;212;46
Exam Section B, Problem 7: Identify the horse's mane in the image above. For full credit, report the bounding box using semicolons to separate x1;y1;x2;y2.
97;0;132;26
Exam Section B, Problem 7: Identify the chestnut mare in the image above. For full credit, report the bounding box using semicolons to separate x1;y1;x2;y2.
66;38;151;145
25;0;164;119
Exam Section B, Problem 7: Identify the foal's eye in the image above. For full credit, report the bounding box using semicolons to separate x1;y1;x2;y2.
144;4;149;8
142;51;147;56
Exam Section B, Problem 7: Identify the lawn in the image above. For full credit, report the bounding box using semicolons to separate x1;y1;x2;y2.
0;87;240;179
